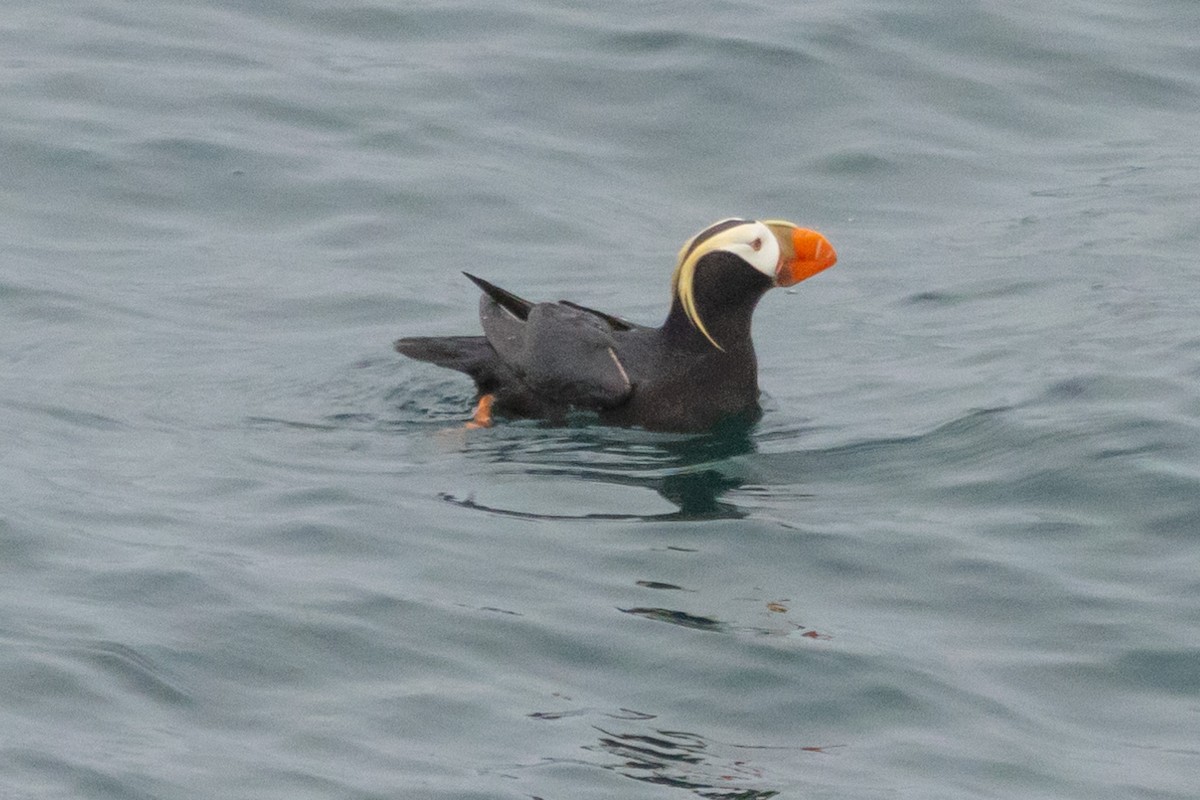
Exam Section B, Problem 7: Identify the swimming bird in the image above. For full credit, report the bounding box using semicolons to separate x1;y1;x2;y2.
394;218;836;432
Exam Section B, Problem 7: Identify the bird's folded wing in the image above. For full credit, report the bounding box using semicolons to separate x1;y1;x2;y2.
557;301;642;332
479;298;633;408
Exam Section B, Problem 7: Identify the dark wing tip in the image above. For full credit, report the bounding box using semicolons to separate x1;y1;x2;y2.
461;271;490;292
464;272;532;321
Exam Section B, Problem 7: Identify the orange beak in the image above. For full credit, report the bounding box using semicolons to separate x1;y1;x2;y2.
765;222;837;287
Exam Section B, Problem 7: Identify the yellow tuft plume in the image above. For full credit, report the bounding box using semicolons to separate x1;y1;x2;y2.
670;222;752;351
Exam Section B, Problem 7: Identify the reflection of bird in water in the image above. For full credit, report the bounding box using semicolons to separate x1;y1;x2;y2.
396;218;835;432
657;468;746;519
441;420;759;521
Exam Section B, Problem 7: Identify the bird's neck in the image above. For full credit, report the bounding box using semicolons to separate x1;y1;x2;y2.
661;297;757;355
660;294;761;420
660;251;773;354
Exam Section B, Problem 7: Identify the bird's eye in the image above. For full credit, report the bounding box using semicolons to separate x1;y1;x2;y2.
750;238;763;251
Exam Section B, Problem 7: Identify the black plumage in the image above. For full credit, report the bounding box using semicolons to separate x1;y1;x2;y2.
394;218;836;432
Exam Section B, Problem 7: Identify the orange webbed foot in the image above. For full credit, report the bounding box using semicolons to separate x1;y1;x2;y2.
465;393;495;429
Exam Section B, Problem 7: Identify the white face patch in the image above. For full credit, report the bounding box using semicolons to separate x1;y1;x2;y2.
671;219;783;350
713;220;779;280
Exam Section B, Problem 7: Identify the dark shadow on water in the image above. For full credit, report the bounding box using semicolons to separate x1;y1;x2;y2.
619;607;726;632
617;603;828;640
511;703;835;799
588;725;782;799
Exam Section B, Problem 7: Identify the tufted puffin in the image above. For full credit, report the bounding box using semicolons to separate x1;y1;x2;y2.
394;218;836;432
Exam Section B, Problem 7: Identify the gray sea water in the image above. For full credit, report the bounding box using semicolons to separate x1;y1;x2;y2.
4;1;1199;798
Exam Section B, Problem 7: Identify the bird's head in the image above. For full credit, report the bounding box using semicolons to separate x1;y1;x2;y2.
671;218;837;349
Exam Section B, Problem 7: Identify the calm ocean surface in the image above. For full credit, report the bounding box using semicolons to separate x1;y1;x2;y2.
3;1;1199;797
